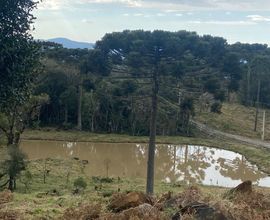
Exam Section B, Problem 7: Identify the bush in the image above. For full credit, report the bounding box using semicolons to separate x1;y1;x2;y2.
74;177;87;190
211;102;222;114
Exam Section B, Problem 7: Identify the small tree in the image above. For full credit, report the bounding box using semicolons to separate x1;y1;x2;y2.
0;0;41;192
0;0;41;145
2;146;27;191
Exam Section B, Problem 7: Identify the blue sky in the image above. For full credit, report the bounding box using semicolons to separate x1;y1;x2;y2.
33;0;270;45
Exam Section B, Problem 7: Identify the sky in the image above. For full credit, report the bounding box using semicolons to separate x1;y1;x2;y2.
33;0;270;45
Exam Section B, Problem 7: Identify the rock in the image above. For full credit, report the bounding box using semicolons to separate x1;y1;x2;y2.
173;202;228;220
171;212;181;220
224;181;252;199
108;192;153;212
82;160;89;165
231;180;252;194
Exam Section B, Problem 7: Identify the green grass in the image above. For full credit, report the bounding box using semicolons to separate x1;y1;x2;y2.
195;102;270;139
2;157;269;219
0;158;252;219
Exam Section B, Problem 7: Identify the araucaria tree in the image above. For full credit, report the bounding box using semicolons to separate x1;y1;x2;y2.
96;30;185;194
0;0;40;190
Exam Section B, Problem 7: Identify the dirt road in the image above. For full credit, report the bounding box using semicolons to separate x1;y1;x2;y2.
191;120;270;149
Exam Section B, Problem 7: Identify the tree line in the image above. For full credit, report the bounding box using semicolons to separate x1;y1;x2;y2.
36;31;270;136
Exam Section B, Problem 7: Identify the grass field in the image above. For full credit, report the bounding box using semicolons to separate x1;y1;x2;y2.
1;158;270;219
195;102;270;139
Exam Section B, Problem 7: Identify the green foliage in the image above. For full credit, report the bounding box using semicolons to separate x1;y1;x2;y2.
73;177;87;190
32;30;270;136
211;102;223;114
4;146;27;178
0;0;40;107
1;145;27;190
0;0;43;146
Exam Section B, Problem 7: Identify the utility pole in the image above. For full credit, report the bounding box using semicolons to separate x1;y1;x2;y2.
254;79;261;132
262;110;266;141
146;46;160;195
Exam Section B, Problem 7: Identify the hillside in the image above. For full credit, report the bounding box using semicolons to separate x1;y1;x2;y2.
47;38;94;49
195;102;270;140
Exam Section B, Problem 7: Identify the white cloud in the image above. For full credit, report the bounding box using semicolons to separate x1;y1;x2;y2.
81;19;93;23
38;0;67;10
175;13;183;17
134;13;143;16
123;13;130;16
90;0;142;7
144;14;151;18
37;0;270;11
188;20;257;25
247;15;270;22
156;13;165;16
164;9;182;13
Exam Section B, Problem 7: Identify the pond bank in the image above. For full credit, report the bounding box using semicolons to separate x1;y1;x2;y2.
22;129;270;175
2;158;270;219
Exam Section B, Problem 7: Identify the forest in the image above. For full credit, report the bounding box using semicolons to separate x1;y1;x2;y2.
35;31;270;136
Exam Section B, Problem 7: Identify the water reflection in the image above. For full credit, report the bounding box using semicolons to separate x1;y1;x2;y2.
20;140;270;187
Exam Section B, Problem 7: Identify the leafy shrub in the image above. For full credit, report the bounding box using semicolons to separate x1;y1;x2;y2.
74;177;87;190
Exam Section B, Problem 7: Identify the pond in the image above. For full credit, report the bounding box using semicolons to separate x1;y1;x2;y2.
20;140;270;187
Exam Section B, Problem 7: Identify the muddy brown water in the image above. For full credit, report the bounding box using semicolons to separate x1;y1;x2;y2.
20;140;270;187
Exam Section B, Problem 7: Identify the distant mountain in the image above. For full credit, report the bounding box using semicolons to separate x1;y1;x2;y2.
47;38;94;49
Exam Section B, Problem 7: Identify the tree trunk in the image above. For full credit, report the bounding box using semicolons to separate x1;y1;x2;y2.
91;114;95;132
64;104;68;124
246;65;251;105
77;78;83;131
146;70;158;195
254;79;261;131
7;133;14;146
8;176;16;191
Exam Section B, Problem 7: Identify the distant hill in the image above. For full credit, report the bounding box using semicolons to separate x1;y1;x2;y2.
47;38;94;49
